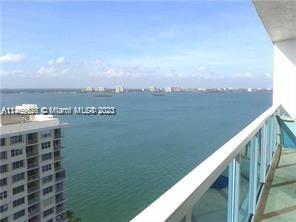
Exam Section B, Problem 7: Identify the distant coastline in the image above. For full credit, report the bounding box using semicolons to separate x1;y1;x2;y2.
0;88;272;94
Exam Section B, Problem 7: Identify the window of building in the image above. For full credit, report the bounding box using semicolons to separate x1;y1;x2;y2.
43;207;54;217
42;164;52;172
0;178;7;187
0;204;8;213
43;186;53;195
11;148;23;157
0;191;7;200
0;138;6;146
0;164;8;173
13;209;25;219
42;175;53;184
41;141;51;149
41;130;52;139
10;135;23;145
12;172;25;183
0;151;7;160
12;160;24;170
42;153;52;161
13;185;25;195
13;197;25;207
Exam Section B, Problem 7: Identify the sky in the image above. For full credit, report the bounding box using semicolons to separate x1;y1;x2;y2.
0;0;273;88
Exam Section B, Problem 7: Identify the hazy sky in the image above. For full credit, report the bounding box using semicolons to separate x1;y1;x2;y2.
1;0;273;88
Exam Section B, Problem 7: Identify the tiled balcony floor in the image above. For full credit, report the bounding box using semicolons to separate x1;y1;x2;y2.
257;148;296;222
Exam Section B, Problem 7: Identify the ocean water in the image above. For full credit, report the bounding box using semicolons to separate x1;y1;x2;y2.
1;92;272;222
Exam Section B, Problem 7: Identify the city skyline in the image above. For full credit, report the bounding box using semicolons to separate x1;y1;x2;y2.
1;0;272;88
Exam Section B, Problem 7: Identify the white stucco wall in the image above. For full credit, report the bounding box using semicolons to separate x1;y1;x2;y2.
273;38;296;118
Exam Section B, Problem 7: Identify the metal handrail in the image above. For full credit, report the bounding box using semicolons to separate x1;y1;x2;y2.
132;104;281;222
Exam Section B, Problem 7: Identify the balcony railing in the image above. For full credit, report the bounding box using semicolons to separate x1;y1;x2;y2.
56;214;66;222
27;138;38;145
53;143;64;150
28;197;40;206
28;207;40;218
56;171;66;183
54;129;63;139
56;205;65;214
28;185;39;194
27;162;39;170
28;174;40;182
56;184;64;193
54;155;64;162
56;195;65;204
26;150;39;158
132;105;284;222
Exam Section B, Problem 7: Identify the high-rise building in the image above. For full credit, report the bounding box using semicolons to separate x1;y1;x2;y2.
0;105;67;222
115;86;124;93
149;86;158;92
165;86;182;93
94;87;105;92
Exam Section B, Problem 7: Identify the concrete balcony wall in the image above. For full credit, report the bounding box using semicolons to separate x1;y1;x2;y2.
273;38;296;118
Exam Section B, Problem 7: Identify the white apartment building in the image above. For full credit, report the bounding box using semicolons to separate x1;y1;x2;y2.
165;86;182;93
94;87;105;92
0;105;67;222
115;85;124;93
149;86;158;92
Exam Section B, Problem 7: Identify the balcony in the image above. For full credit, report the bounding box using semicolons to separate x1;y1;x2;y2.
54;151;64;162
55;182;64;193
28;181;40;194
28;204;40;218
54;162;64;172
53;139;64;150
55;171;66;183
26;133;39;145
26;145;39;158
28;197;40;207
28;185;39;195
56;193;65;204
27;162;39;170
28;215;40;222
56;203;65;214
54;129;63;139
56;213;66;222
28;170;40;182
132;105;296;222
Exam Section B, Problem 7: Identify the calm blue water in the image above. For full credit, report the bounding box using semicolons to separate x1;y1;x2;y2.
1;92;272;222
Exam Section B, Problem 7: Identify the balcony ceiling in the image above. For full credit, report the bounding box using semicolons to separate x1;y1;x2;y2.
253;0;296;42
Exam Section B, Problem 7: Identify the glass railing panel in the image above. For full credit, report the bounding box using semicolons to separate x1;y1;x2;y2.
238;144;250;221
191;169;228;222
256;133;263;194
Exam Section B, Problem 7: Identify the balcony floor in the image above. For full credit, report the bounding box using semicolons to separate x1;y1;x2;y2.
257;148;296;222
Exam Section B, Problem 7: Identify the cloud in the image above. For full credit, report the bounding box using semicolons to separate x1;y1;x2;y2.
198;66;206;71
38;57;68;77
232;72;254;79
56;57;65;64
47;57;65;65
0;53;25;63
192;66;224;79
265;73;272;78
0;69;25;77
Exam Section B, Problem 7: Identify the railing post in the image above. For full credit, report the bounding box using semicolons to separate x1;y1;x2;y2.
266;118;272;166
185;209;192;222
227;158;240;222
248;136;258;215
260;126;267;183
272;115;277;152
